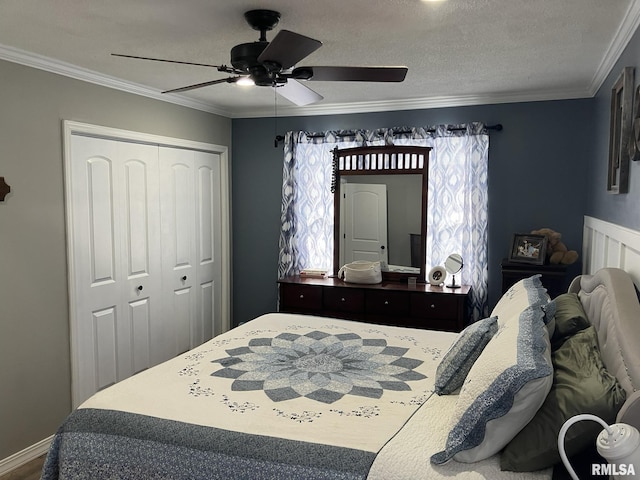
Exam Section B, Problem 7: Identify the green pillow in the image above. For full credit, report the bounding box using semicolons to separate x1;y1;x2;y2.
550;293;590;348
500;326;627;472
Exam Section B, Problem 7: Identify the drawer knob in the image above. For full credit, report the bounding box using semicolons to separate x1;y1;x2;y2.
341;297;346;302
431;304;436;309
299;294;304;299
384;300;389;305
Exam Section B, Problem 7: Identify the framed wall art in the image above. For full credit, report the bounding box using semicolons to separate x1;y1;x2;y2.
629;84;640;162
509;233;548;265
607;66;634;194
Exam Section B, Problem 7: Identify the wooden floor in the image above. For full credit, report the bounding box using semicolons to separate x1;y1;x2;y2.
0;455;46;480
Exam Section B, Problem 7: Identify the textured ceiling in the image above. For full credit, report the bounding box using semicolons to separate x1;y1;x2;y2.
0;0;638;118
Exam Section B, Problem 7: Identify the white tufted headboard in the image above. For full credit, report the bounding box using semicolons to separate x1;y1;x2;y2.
568;268;640;396
569;265;640;428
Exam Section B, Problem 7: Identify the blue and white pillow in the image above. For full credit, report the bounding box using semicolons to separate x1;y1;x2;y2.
434;316;499;395
431;303;553;464
491;275;550;326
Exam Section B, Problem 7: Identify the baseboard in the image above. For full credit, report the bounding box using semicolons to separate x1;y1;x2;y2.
0;436;53;476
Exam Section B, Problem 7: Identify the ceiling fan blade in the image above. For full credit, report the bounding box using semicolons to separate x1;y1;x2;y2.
112;53;227;69
276;79;324;106
257;30;322;70
293;66;408;82
162;77;239;94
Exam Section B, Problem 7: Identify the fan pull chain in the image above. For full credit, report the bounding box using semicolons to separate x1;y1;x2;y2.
274;83;279;148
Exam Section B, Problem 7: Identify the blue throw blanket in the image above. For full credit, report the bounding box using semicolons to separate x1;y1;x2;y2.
42;408;376;480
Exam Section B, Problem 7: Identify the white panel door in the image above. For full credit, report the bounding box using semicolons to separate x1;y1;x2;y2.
192;151;222;345
69;135;162;404
159;147;222;356
343;183;388;263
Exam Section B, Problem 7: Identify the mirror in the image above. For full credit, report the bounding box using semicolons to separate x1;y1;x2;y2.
444;253;463;289
339;175;422;269
332;145;431;282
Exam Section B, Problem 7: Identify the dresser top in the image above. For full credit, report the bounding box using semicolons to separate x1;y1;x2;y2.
278;275;471;295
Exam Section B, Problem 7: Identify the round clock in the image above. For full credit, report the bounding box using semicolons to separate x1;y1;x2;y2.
428;266;447;286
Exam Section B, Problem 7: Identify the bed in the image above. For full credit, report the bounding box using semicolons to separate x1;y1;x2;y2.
41;267;640;480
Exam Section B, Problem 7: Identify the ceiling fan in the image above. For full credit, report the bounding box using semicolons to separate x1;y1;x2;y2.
112;9;408;106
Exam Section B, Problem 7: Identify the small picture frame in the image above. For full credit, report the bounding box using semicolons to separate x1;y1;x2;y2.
509;233;548;265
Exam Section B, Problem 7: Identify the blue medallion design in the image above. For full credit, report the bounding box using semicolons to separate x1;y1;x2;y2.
211;331;426;404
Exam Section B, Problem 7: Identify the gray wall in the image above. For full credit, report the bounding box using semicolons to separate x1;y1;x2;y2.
231;99;593;326
0;59;231;460
588;24;640;228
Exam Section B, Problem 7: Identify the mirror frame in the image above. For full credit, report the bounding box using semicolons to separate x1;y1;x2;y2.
332;145;431;283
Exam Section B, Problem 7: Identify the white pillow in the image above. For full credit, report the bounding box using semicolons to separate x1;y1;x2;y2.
434;316;499;395
491;275;549;326
430;304;553;464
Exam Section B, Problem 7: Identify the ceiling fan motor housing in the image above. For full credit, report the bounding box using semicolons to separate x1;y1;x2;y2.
233;10;286;86
231;41;282;86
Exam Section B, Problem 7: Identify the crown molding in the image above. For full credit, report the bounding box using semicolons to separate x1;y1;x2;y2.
232;88;592;118
588;0;640;96
0;43;233;117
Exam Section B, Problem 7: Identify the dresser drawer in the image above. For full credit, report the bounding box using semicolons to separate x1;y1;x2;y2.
324;287;365;313
280;284;322;310
365;290;410;316
410;293;459;320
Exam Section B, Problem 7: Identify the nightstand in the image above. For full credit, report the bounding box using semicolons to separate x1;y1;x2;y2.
501;259;569;299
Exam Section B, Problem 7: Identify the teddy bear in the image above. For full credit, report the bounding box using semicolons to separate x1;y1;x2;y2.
530;228;579;265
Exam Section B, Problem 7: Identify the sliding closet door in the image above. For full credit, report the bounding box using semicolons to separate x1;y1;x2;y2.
69;135;163;403
159;147;222;357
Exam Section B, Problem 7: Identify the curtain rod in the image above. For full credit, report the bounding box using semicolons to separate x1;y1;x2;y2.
274;123;502;146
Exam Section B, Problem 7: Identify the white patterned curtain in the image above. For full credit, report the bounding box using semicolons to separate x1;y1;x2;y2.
278;123;489;321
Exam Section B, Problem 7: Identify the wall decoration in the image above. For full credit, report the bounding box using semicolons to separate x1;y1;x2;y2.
607;66;634;193
0;177;10;201
629;84;640;162
509;233;548;265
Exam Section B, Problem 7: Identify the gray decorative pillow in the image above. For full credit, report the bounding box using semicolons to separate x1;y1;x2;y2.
434;316;499;395
431;304;553;465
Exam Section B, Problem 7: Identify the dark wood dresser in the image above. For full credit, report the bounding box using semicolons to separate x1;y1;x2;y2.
277;276;471;332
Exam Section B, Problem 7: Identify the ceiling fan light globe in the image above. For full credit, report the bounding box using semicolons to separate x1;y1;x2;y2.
236;77;255;87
